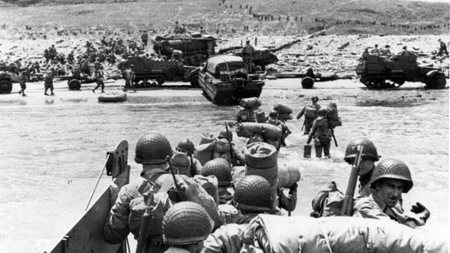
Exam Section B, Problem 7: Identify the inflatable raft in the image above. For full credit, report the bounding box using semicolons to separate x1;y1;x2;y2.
98;91;127;103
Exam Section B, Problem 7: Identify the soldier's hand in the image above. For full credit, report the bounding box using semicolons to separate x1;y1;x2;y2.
411;202;430;222
289;182;298;194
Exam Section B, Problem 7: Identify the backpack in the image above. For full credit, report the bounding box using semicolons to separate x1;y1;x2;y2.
310;181;344;217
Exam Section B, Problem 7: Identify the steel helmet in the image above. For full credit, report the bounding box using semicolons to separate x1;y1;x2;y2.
268;110;278;118
233;175;273;212
176;139;196;155
218;129;233;141
317;108;328;116
163;202;212;245
311;96;319;102
134;133;173;165
170;153;190;175
369;158;413;193
344;138;380;164
201;158;232;187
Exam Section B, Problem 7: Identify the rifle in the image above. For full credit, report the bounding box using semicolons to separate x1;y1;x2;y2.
341;145;364;216
187;138;196;177
330;129;338;147
166;155;180;192
225;122;236;165
136;192;155;253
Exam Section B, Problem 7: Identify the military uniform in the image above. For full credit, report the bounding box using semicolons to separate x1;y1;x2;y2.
235;107;256;122
353;159;430;229
307;109;332;158
44;70;54;96
202;176;277;253
201;158;234;205
18;71;27;96
296;98;321;135
92;67;105;93
242;42;255;72
124;66;136;92
141;32;149;47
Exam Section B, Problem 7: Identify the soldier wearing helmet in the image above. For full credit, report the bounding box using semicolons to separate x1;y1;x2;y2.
296;96;321;135
201;158;233;204
203;175;279;252
104;133;174;244
212;129;245;166
123;64;136;92
344;138;380;197
353;159;430;229
267;110;292;149
163;202;212;253
175;139;203;176
306;107;332;158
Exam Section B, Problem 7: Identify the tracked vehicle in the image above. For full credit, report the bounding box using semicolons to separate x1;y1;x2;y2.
198;55;265;105
356;54;447;89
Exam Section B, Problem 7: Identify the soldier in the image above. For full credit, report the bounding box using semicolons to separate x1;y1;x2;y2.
438;38;449;56
123;64;136;92
202;175;277;252
370;44;380;56
141;31;149;48
18;69;27;96
93;57;101;74
169;153;191;176
174;21;181;34
296;96;321;135
353;159;431;229
163;202;212;253
242;40;255;73
92;65;105;93
344;138;380;197
103;133;174;244
44;68;54;96
400;46;411;57
49;45;57;63
214;129;245;166
267;110;291;148
67;51;75;64
200;26;206;34
235;106;256;123
306;108;331;158
175;139;203;176
44;48;50;64
201;158;234;204
100;36;108;47
379;45;392;57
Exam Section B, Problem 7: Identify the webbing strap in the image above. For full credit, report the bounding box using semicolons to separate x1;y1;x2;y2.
318;220;333;253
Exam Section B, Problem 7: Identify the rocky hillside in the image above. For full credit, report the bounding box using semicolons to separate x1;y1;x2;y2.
0;0;448;36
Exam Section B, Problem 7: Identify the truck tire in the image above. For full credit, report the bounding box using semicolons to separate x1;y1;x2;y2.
190;75;200;87
0;79;13;94
156;76;166;86
427;75;446;89
68;79;81;90
301;77;314;89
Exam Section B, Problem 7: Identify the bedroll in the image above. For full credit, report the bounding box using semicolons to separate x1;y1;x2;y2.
243;215;448;253
236;122;282;141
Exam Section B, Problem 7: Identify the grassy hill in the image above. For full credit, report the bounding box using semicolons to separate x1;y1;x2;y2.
0;0;448;36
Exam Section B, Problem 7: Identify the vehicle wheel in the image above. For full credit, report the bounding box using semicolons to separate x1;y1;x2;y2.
428;75;447;89
301;77;314;89
190;75;200;88
68;79;81;90
156;76;166;86
0;79;13;94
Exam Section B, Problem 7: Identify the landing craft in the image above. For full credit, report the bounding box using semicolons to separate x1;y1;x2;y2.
49;141;130;253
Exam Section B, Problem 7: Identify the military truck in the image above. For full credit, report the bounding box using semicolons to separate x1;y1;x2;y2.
356;54;447;89
153;33;216;66
0;72;13;94
121;56;200;87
